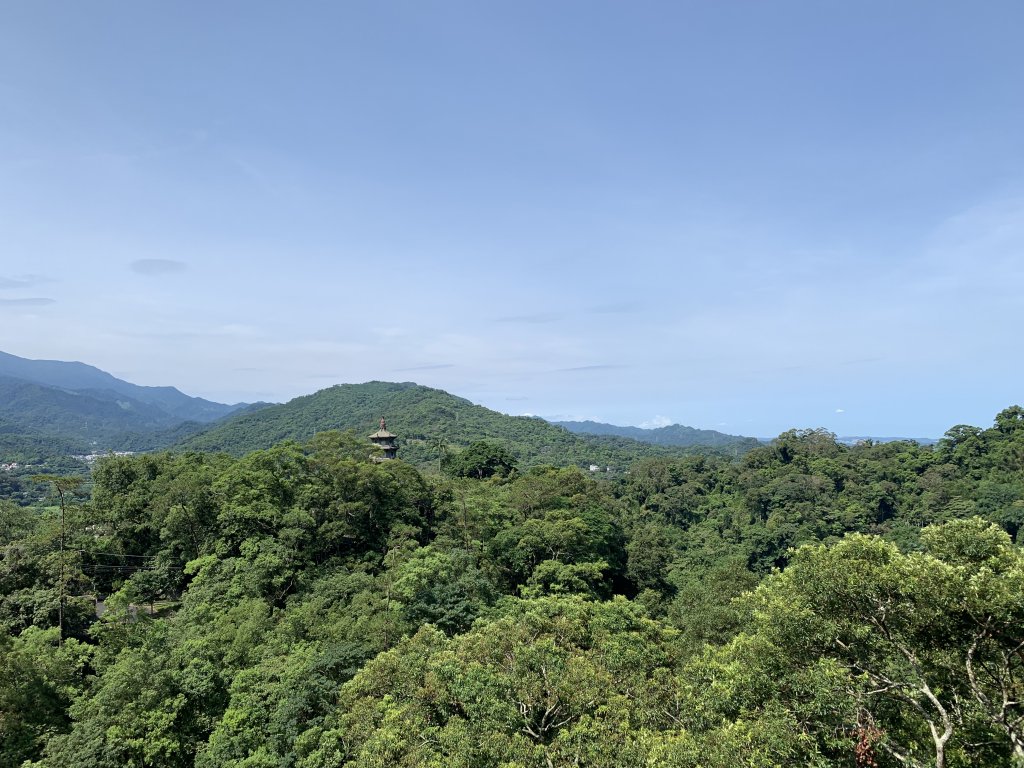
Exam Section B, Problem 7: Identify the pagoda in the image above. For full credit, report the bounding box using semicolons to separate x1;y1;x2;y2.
369;416;398;460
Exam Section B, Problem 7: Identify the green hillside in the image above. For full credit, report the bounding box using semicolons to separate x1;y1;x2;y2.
177;381;745;469
0;421;88;460
0;375;186;447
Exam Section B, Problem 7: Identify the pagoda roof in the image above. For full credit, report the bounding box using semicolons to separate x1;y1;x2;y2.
369;429;398;439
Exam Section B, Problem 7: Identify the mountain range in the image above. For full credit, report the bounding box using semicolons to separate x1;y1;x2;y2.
0;351;248;458
0;351;243;422
0;351;757;468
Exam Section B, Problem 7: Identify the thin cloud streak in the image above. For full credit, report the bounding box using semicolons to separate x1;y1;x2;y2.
494;313;560;324
0;297;56;306
556;364;629;372
393;363;455;371
0;274;55;289
587;301;641;314
130;259;187;276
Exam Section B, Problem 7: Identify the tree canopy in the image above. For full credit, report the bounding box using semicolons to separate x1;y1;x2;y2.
2;405;1024;767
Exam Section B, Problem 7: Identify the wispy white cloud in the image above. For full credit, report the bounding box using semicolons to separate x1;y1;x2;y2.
78;129;209;168
372;327;408;339
639;415;673;428
915;198;1024;297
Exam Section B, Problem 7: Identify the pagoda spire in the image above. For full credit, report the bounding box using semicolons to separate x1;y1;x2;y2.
369;416;398;460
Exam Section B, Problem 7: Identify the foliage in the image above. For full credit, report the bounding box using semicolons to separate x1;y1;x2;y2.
441;440;518;479
296;597;684;768
732;518;1024;766
0;406;1023;766
0;627;92;766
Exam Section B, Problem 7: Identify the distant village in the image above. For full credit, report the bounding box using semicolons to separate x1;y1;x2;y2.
72;451;135;464
0;451;136;475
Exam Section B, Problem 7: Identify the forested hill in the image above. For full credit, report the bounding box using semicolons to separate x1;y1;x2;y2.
553;419;761;451
0;374;207;459
176;381;747;468
0;350;245;423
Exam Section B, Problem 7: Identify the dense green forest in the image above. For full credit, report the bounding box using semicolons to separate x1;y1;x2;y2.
176;381;741;469
2;407;1024;767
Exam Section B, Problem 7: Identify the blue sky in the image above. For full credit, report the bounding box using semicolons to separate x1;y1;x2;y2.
2;2;1022;437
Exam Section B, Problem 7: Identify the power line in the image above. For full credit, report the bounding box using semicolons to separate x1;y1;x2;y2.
81;566;151;574
67;548;159;560
80;563;184;574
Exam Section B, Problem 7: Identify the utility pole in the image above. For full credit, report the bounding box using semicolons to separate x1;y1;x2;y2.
33;475;82;647
57;481;66;647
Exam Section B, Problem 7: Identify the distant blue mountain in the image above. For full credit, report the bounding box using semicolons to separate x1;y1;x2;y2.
0;350;250;457
835;435;938;446
0;350;244;423
552;419;760;451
